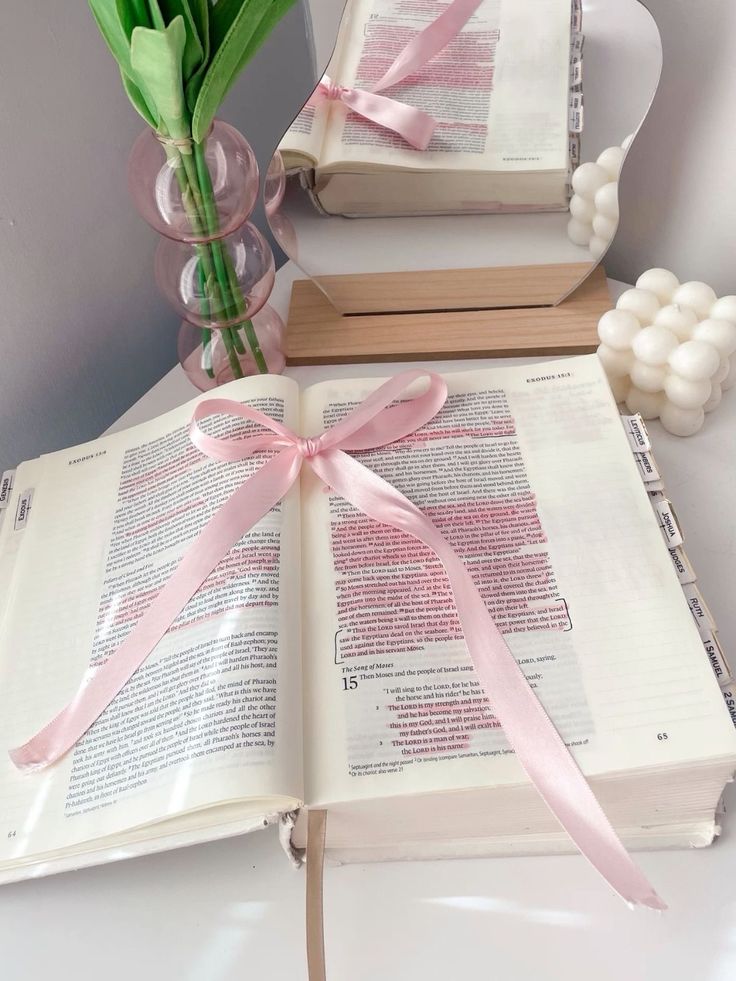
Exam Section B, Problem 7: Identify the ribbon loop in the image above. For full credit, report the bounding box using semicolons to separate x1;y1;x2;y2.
307;0;484;149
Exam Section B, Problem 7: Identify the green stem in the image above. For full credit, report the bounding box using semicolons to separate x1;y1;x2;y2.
181;147;243;358
166;143;243;380
196;260;215;379
193;141;268;374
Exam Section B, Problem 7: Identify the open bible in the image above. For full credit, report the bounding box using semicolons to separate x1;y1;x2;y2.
279;0;582;216
0;356;734;884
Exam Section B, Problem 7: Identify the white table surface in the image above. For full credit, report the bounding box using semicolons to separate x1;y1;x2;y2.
2;262;736;981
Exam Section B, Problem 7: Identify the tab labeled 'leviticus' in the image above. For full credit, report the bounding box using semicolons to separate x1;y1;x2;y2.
621;414;651;453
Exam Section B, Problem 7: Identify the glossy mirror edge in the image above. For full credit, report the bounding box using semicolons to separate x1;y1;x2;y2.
262;0;663;314
558;0;663;301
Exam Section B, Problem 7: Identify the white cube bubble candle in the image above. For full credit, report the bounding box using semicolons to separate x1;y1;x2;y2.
596;268;736;435
566;141;631;255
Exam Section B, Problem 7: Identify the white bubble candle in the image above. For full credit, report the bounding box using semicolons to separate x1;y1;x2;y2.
568;137;630;257
596;269;736;435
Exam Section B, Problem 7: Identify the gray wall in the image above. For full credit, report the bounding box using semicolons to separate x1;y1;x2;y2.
0;2;313;473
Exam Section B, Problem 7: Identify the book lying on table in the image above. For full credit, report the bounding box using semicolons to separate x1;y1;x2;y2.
0;355;734;884
279;0;582;216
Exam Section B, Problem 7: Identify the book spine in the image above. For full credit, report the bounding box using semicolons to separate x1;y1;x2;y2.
621;414;735;714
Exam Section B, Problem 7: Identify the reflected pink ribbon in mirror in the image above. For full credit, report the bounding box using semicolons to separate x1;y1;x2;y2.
308;0;486;150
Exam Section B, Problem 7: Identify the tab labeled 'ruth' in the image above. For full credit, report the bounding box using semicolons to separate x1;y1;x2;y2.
683;583;716;637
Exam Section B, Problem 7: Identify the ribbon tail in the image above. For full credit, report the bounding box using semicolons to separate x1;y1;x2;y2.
373;0;485;92
10;448;303;771
341;89;437;151
311;449;666;911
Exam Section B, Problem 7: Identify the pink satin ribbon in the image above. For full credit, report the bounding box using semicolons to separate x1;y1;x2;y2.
10;371;664;910
309;0;484;150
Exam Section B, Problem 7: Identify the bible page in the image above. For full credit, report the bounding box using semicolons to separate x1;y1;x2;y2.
320;0;571;174
0;375;303;871
300;358;736;808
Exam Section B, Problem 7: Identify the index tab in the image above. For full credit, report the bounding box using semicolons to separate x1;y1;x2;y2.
571;0;583;35
703;631;731;686
669;546;696;585
569;135;580;166
0;470;15;509
621;414;651;453
13;489;33;531
568;93;584;134
683;583;716;637
654;498;683;548
634;451;660;484
721;688;736;729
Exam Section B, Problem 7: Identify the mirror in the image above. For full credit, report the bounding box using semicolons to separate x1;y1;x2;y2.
265;0;662;316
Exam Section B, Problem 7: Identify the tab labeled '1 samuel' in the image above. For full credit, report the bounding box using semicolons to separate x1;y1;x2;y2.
703;631;731;686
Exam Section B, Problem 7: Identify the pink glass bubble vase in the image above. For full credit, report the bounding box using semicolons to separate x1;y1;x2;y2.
128;119;286;390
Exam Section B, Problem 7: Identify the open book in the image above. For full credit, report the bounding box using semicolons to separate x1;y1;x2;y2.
0;356;734;884
279;0;582;216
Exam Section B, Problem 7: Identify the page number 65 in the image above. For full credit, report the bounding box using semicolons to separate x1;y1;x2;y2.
657;732;669;741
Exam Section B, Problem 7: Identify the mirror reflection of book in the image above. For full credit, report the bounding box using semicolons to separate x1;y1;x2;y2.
280;0;580;217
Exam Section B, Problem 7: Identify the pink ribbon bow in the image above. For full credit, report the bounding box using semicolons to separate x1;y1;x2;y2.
309;0;485;150
10;370;664;911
